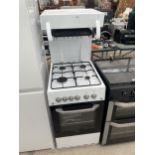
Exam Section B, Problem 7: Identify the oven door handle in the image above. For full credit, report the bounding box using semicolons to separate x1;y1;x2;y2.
114;102;135;108
55;104;100;114
110;122;135;128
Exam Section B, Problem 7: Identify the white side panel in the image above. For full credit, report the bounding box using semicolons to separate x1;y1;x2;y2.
49;36;91;63
19;91;55;152
19;0;48;91
56;133;100;148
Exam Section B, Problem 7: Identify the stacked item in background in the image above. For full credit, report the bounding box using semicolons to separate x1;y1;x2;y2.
115;0;135;17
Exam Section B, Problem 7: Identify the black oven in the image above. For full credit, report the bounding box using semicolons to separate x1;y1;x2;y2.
102;119;135;144
50;101;105;138
102;101;135;144
94;58;135;145
106;101;135;121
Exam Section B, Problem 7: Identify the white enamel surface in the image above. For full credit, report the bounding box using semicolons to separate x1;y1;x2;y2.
56;133;100;148
40;9;105;30
19;91;55;152
19;0;54;152
19;0;48;91
49;36;92;63
40;9;105;63
48;61;106;106
51;62;101;89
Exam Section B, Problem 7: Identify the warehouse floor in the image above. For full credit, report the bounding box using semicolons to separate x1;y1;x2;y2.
20;142;134;155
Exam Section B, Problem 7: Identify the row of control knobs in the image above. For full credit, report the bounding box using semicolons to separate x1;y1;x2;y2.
55;94;97;102
121;90;135;97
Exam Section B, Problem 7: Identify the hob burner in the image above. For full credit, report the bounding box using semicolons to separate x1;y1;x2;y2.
51;61;101;89
85;76;90;80
80;65;86;69
57;77;67;83
59;66;66;70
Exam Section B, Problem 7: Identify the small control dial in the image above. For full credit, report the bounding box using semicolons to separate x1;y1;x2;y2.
63;97;68;102
75;95;80;100
131;90;135;97
84;95;89;100
91;94;97;99
56;97;61;103
68;96;74;101
122;91;127;97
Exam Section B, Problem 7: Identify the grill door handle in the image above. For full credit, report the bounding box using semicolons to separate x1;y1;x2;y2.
115;102;135;108
46;22;53;42
110;122;135;128
55;104;99;114
95;20;101;39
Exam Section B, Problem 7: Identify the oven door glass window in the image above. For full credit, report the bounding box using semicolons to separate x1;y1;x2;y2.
107;101;135;121
104;120;135;144
51;102;104;137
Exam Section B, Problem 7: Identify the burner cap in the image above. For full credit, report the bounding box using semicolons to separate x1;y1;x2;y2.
57;77;67;83
85;76;90;80
80;65;86;69
59;66;66;70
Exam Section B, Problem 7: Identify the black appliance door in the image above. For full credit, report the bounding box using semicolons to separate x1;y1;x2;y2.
106;101;135;121
102;121;135;144
51;102;104;137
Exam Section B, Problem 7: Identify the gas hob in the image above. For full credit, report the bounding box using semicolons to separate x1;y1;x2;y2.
51;61;101;89
47;61;106;106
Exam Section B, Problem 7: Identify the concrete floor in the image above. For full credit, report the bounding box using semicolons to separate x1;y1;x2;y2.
20;142;134;155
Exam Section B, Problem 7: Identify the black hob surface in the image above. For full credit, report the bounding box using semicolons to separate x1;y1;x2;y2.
96;59;135;85
95;58;135;102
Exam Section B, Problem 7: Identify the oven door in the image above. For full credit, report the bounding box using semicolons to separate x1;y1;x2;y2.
102;120;135;144
106;101;135;121
51;102;104;138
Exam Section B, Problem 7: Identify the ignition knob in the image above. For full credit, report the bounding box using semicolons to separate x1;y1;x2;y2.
84;95;89;99
56;97;61;103
63;97;68;102
131;90;135;97
91;94;97;99
69;96;74;101
122;91;127;97
75;96;80;100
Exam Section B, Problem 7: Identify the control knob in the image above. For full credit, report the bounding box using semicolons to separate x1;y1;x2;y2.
91;94;97;99
63;97;68;102
122;91;127;97
75;95;80;100
68;96;74;101
55;97;61;103
84;95;89;100
131;90;135;97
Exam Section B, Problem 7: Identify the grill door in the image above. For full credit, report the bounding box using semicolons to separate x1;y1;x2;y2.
106;101;135;121
102;121;135;144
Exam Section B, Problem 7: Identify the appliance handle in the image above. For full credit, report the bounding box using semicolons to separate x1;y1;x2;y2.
55;104;100;114
114;102;135;108
95;20;101;39
46;22;53;42
110;122;135;128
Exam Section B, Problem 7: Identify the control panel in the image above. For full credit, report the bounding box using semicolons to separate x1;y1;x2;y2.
110;85;135;102
55;94;97;104
48;82;106;106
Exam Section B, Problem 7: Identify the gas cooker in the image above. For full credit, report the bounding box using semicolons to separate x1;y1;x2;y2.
47;61;106;106
40;9;106;107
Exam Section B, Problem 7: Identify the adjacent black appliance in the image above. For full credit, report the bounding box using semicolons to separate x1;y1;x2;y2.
114;28;135;45
50;101;105;138
94;58;135;144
